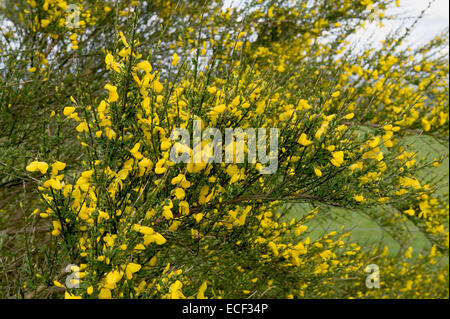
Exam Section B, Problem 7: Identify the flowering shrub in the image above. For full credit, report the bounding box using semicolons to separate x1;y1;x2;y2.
0;0;448;298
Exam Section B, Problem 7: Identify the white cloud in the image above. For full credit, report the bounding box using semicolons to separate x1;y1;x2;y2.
345;0;449;52
400;0;449;43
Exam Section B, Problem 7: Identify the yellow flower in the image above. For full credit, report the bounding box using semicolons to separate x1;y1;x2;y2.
161;140;172;151
169;280;185;299
152;80;163;93
63;106;76;117
125;263;142;280
153;233;167;245
207;86;217;94
105;52;121;72
64;291;81;299
138;158;153;176
118;47;131;58
51;161;66;175
174;187;185;200
297;99;311;110
104;84;119;102
144;232;167;245
211;104;226;115
344;113;354;119
44;178;62;190
76;121;89;133
26;161;49;174
40;19;50;28
136;61;152;73
119;31;129;48
378;197;389;203
405;247;413;259
162;207;173;219
194;213;203;223
172;53;179;66
330;151;344;167
171;174;186;185
197;281;208;299
26;161;39;172
98;288;112;299
105;270;123;289
297;133;312;146
105;53;114;65
137;225;154;235
155;166;166;174
51;220;62;236
130;142;143;159
354;195;365;202
314;167;322;177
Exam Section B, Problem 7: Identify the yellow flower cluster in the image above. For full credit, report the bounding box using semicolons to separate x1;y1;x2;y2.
8;0;447;299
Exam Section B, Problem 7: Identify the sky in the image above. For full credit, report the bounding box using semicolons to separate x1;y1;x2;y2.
370;0;449;46
399;0;449;42
0;0;448;47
